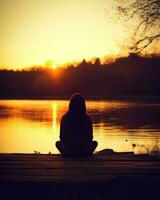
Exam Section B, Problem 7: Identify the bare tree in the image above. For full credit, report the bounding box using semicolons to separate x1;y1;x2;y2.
115;0;160;53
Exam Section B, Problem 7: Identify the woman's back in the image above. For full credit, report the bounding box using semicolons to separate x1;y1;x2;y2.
60;112;93;146
56;93;98;157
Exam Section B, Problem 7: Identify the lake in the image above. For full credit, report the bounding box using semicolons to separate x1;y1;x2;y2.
0;100;159;154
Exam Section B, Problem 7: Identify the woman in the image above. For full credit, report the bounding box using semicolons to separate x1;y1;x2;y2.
56;93;98;157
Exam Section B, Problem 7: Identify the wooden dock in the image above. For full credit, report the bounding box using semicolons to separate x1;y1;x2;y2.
0;153;160;200
0;153;159;183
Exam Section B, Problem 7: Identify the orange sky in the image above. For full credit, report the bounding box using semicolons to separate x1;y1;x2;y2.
0;0;128;69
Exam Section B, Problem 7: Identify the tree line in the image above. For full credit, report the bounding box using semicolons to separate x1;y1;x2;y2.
0;54;160;98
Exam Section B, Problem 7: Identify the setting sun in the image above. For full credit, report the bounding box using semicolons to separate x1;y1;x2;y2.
0;0;126;70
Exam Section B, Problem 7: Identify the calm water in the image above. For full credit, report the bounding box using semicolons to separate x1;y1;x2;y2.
0;100;160;154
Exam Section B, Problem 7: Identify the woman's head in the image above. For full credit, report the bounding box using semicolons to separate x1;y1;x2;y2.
69;93;86;115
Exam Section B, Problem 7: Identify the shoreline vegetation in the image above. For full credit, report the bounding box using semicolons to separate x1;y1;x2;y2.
1;147;159;157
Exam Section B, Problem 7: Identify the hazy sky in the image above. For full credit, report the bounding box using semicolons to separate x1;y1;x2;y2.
0;0;126;69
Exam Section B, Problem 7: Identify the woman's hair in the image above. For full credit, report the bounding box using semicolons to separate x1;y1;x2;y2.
69;93;86;115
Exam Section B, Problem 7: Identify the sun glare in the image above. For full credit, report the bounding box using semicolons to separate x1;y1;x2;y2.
52;66;57;70
0;0;126;70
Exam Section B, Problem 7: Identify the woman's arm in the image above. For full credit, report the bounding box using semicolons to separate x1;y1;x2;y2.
60;116;66;141
87;115;93;142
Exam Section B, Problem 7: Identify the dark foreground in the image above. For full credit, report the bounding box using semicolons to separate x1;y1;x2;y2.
0;153;160;200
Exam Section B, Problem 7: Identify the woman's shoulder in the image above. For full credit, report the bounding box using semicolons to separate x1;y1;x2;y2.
61;112;91;121
61;112;72;122
61;112;68;120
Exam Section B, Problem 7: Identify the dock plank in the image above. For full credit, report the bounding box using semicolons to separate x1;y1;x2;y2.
0;154;159;183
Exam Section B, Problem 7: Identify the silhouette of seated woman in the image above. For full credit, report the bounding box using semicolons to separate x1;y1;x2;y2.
56;93;98;157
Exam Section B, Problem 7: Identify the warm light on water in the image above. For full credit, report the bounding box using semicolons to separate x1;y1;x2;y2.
0;100;159;154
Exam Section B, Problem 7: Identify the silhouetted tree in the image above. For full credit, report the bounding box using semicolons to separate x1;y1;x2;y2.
94;58;101;67
115;0;160;53
79;59;88;68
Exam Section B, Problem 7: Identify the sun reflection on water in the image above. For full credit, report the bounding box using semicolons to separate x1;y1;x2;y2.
0;100;159;154
52;103;57;134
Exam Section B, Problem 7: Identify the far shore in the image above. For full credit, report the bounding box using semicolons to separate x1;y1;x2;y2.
1;95;160;103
